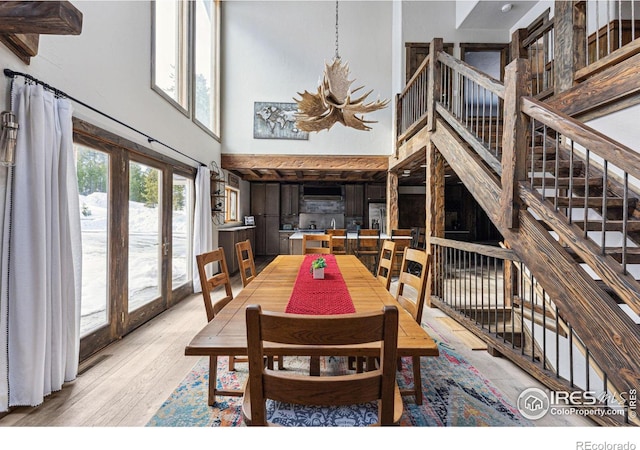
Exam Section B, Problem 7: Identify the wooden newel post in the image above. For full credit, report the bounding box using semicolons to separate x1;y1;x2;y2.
427;38;443;132
500;58;531;230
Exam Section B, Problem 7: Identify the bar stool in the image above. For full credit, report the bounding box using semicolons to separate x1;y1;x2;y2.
354;228;380;274
391;229;413;276
327;228;347;254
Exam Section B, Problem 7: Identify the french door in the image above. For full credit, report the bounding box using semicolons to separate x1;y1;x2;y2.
75;120;195;361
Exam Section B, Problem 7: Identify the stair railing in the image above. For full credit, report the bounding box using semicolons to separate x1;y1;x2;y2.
430;236;637;426
436;51;505;175
521;17;555;98
516;95;640;317
396;53;430;146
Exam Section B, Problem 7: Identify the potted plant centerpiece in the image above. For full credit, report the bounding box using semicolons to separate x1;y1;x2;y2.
310;256;327;279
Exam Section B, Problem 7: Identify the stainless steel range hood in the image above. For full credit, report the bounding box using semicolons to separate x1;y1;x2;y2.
302;185;343;200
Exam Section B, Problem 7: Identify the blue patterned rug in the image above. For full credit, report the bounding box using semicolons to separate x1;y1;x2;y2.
147;334;532;427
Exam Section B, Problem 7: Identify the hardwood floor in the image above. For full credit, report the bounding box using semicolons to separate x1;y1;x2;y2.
0;255;594;427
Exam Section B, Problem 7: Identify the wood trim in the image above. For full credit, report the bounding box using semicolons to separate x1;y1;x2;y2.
73;117;197;175
221;154;388;172
0;32;38;63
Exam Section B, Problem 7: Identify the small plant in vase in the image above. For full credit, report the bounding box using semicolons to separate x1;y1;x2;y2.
310;256;327;279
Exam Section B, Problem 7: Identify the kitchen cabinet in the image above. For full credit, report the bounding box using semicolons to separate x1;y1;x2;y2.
366;183;386;201
218;226;256;274
345;184;364;217
279;231;294;254
251;183;280;215
251;183;280;255
280;184;299;216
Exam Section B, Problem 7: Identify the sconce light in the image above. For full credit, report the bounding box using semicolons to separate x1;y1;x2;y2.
0;111;18;166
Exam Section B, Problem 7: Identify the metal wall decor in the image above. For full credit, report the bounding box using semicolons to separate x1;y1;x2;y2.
254;102;309;140
294;1;388;132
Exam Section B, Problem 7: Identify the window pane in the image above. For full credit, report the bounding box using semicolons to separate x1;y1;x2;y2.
194;0;218;134
172;173;193;289
76;145;109;336
153;0;188;108
128;162;162;311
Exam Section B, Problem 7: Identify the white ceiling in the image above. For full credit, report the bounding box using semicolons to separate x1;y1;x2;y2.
457;1;538;30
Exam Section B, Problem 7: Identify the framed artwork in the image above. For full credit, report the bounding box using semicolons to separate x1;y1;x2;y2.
254;102;309;140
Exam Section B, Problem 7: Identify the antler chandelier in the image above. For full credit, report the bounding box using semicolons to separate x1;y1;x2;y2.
294;1;388;132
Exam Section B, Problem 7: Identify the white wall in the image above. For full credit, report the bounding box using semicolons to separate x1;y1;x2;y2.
221;0;394;156
0;0;221;167
402;0;511;60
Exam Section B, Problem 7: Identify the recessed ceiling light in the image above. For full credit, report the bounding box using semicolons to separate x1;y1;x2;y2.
501;3;513;13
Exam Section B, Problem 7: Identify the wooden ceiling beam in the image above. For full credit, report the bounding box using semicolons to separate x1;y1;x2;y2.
221;154;389;172
0;1;83;35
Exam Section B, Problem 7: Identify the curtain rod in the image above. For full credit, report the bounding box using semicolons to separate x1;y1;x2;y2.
3;68;207;168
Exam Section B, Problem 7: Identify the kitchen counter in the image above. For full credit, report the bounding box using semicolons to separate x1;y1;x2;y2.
288;230;389;240
218;225;256;232
287;230;390;255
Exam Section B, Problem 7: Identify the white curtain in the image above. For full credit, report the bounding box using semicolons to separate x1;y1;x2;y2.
0;83;81;407
192;165;213;293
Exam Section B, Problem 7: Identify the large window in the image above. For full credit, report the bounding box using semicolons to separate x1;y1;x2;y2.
151;0;189;111
76;145;110;337
152;0;220;137
74;120;196;361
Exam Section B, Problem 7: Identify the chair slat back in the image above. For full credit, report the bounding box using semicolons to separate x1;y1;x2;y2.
376;240;396;291
396;248;431;324
196;248;234;322
236;239;257;287
302;233;331;254
244;305;400;426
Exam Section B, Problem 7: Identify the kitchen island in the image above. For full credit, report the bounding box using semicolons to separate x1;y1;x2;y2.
287;230;389;255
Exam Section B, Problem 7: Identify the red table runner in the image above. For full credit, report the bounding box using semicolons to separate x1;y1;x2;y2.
285;254;356;315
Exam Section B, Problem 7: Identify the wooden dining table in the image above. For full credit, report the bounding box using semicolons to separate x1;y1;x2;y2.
185;254;439;401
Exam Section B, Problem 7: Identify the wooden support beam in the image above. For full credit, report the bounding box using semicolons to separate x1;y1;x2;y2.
500;58;531;229
427;38;442;132
0;1;83;35
221;154;388;172
387;171;398;232
553;0;585;93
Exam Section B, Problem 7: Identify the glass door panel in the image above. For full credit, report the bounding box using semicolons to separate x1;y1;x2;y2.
172;173;193;289
128;161;162;311
76;145;110;336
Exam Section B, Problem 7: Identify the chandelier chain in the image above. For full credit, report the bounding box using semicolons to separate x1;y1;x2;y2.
335;0;340;60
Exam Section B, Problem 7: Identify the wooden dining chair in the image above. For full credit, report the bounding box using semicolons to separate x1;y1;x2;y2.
376;239;397;292
395;247;431;405
354;228;380;273
326;228;347;254
196;248;242;405
242;304;402;426
235;239;257;288
235;239;284;370
302;233;331;254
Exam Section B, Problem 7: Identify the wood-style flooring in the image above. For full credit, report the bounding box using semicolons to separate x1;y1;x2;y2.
0;256;594;427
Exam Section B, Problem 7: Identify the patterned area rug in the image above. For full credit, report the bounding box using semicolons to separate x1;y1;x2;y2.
147;336;532;427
